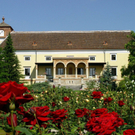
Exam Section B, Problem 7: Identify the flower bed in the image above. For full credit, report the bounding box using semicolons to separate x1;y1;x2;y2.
0;81;135;135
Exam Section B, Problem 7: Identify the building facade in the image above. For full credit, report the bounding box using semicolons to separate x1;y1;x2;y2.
0;18;130;85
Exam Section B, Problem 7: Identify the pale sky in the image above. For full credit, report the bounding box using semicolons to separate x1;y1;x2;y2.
1;0;135;31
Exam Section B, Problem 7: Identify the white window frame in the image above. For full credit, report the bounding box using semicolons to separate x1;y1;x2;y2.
24;56;31;61
45;56;52;61
110;54;117;61
24;67;31;79
111;67;117;78
89;56;96;61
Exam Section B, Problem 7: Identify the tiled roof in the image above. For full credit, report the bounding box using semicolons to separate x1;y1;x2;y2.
0;30;131;50
0;22;13;30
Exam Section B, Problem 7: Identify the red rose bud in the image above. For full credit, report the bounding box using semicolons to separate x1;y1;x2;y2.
53;85;55;89
30;107;36;114
9;103;15;110
118;100;125;107
104;97;113;104
63;96;70;102
52;102;56;107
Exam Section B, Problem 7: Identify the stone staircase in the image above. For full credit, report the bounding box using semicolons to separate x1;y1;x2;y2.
61;85;82;90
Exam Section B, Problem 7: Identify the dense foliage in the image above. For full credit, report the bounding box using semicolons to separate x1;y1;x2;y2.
0;81;134;135
121;31;135;80
26;81;51;93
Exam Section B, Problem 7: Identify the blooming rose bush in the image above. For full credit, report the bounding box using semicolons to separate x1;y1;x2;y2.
0;82;135;135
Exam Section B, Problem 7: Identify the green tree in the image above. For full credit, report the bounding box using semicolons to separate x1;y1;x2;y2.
100;63;116;90
1;33;24;83
0;47;7;83
121;31;135;80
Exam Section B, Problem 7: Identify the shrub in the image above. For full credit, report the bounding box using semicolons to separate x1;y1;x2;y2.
26;81;51;93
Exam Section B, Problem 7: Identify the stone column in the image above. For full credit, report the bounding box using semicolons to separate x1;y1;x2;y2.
53;67;56;79
36;64;38;79
65;67;66;78
86;67;89;78
75;67;77;78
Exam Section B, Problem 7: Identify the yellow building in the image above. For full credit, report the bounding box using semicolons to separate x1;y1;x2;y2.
0;17;130;85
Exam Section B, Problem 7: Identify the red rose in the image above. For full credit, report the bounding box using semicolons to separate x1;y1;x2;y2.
118;100;125;107
91;91;103;99
75;109;85;117
51;109;68;123
91;108;108;117
7;113;17;127
52;102;56;107
83;108;91;117
0;81;34;112
63;96;70;102
17;106;25;115
22;106;50;128
104;97;113;104
86;110;125;135
123;129;135;135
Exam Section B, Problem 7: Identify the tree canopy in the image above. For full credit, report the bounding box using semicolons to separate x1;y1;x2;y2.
0;33;24;83
121;31;135;80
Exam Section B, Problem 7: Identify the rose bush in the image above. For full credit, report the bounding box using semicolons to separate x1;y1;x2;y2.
0;81;134;135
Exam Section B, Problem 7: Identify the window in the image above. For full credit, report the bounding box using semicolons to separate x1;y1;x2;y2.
45;68;51;75
45;56;52;61
111;67;117;76
111;54;117;61
24;56;30;61
58;68;64;75
90;68;95;76
78;68;84;75
90;56;95;61
24;67;31;79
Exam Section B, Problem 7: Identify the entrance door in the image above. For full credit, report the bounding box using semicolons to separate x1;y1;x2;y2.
69;67;72;74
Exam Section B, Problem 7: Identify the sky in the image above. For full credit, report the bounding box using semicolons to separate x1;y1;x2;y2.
1;0;135;31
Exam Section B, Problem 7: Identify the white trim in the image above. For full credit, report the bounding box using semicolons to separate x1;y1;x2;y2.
15;50;129;55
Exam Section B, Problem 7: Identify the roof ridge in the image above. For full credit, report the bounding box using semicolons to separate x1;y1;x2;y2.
11;30;131;34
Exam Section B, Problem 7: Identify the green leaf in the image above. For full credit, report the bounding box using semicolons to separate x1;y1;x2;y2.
71;126;78;133
0;130;6;135
15;126;32;135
